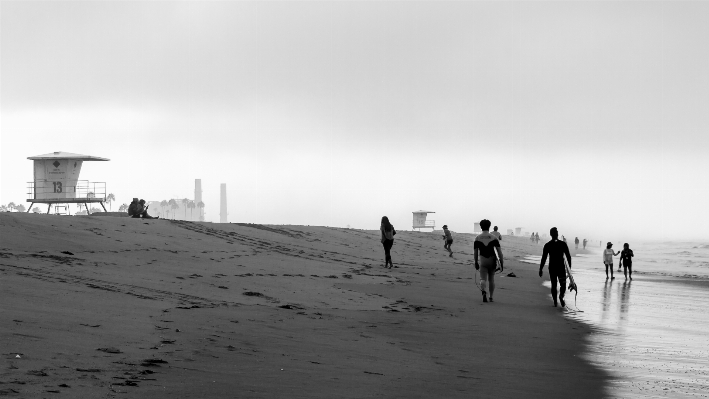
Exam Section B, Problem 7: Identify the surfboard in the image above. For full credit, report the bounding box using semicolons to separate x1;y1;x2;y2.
564;257;577;294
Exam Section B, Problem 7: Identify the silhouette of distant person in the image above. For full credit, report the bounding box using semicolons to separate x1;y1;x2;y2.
380;216;397;269
442;225;454;257
474;219;503;303
574;237;579;249
535;232;540;244
583;238;587;249
603;242;620;279
539;227;571;307
620;243;634;280
491;226;502;241
128;198;157;219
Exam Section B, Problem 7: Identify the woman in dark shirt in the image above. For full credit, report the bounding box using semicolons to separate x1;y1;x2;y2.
380;216;396;269
620;243;634;280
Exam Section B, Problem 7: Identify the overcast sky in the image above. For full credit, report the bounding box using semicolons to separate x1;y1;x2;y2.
1;1;708;241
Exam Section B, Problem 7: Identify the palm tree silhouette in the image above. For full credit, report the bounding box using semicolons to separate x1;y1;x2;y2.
181;198;189;219
188;201;196;220
106;193;116;210
197;201;205;221
160;200;168;218
168;199;177;219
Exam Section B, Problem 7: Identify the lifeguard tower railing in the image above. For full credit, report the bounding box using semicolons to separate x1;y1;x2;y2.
27;181;107;202
413;220;436;229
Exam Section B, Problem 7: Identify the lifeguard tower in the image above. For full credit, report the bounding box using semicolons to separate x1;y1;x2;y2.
26;152;109;214
412;210;435;231
473;222;482;233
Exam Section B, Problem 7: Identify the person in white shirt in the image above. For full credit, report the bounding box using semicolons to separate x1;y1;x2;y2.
603;242;620;279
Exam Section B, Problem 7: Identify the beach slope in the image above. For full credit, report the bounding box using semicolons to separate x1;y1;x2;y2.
0;214;606;398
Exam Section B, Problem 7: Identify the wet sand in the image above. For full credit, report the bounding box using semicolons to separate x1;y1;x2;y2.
560;254;709;398
1;214;607;398
520;250;709;398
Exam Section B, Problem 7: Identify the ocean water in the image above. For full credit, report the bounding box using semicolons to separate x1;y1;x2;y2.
523;241;709;398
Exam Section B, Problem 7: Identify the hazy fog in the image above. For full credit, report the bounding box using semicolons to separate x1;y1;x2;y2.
2;1;708;241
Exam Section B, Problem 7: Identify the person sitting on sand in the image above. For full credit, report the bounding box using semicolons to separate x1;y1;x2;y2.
539;227;572;307
380;216;396;269
128;198;157;219
491;226;502;241
474;219;503;303
620;243;634;280
442;225;454;257
603;242;620;279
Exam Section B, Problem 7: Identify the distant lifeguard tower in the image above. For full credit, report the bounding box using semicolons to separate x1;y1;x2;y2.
412;210;435;231
474;223;482;233
26;151;109;214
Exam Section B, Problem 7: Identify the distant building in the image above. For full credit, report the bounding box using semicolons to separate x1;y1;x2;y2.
220;183;227;223
195;179;204;221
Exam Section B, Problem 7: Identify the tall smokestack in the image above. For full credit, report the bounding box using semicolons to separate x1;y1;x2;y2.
220;183;227;223
194;179;203;221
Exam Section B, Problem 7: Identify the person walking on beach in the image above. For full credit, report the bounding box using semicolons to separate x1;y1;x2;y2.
574;237;579;249
539;227;572;307
491;226;502;241
474;219;504;303
380;216;397;269
583;238;587;249
442;225;454;257
620;243;634;280
536;232;540;244
603;242;620;279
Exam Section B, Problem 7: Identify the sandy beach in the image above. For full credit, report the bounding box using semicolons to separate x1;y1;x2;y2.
1;213;607;398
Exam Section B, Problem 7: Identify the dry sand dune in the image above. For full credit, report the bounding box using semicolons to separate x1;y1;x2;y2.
1;214;607;398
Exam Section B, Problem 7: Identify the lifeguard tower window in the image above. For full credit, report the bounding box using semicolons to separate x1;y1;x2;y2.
412;210;435;231
26;151;110;215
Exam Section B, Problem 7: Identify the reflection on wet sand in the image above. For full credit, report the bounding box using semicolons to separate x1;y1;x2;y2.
618;279;631;321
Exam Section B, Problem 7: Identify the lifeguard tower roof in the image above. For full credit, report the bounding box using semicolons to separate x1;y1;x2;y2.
28;151;110;161
412;210;435;214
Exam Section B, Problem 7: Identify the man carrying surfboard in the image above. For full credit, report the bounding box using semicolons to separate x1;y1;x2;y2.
539;227;572;307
